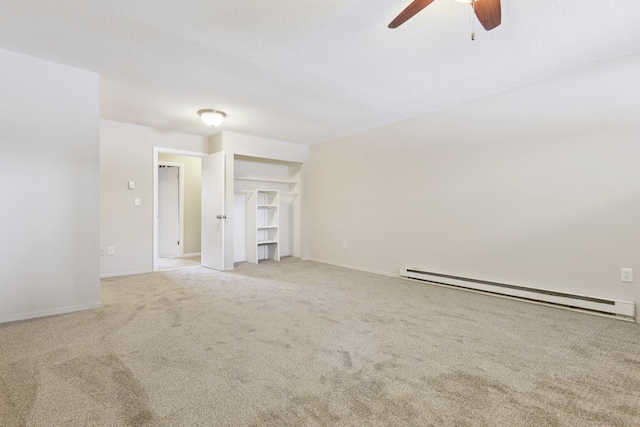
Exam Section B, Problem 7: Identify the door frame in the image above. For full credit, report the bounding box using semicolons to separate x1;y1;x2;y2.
157;161;184;259
153;147;207;272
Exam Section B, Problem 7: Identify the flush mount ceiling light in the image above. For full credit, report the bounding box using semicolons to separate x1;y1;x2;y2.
197;109;227;127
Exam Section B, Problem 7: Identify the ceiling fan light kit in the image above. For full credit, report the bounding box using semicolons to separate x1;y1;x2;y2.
388;0;501;34
198;109;227;127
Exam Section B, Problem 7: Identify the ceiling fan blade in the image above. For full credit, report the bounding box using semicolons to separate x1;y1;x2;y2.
388;0;437;29
473;0;501;31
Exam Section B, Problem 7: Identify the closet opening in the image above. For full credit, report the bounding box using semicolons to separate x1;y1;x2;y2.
232;155;302;265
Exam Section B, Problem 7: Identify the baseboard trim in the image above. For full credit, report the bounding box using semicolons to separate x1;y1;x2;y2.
307;259;637;322
402;276;636;322
0;302;101;324
182;253;201;258
101;269;153;278
308;258;399;278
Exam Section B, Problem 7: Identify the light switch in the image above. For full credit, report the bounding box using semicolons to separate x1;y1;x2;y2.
135;198;141;206
128;181;135;190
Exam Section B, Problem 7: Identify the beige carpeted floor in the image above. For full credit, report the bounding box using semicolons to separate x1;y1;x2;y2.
1;258;639;426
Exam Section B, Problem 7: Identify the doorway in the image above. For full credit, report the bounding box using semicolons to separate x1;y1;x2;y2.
157;163;185;271
153;148;226;272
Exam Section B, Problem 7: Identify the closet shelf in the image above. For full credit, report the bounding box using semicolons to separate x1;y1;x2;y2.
247;189;280;264
235;177;297;185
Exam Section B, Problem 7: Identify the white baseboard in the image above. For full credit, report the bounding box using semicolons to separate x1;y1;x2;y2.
101;269;153;278
308;258;400;278
0;302;101;324
182;253;201;258
401;268;636;322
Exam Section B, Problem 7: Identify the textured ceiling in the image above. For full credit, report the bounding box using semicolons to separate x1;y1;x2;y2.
1;0;639;145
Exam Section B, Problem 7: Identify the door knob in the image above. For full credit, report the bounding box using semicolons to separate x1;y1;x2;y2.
216;215;227;219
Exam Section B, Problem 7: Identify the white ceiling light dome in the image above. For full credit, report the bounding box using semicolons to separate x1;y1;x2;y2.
198;109;227;127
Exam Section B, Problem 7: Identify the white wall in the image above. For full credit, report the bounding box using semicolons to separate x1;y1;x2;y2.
158;153;202;255
0;49;100;323
100;120;207;277
309;53;640;312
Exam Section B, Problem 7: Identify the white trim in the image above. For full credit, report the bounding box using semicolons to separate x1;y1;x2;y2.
402;276;636;322
401;268;636;322
235;176;298;185
157;147;208;157
308;258;400;278
0;303;101;324
307;260;636;323
101;269;153;278
153;147;207;272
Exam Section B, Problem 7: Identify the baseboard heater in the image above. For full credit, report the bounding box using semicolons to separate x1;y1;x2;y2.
401;268;636;321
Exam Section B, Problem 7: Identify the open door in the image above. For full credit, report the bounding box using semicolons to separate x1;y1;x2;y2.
201;152;226;270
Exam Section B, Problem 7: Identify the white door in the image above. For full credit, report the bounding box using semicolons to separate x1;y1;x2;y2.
158;166;179;258
201;152;226;270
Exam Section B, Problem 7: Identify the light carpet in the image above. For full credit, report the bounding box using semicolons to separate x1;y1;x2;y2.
1;258;639;426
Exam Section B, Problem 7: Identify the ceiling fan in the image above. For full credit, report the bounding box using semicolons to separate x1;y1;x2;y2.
388;0;501;34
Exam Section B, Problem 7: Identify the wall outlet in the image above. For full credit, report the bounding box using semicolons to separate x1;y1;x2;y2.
621;268;633;283
107;247;115;256
342;241;347;249
135;198;141;206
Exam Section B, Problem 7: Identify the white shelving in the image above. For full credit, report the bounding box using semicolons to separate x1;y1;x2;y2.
235;176;297;185
233;154;302;264
246;190;280;263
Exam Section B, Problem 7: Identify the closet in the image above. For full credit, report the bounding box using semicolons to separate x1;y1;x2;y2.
233;155;302;264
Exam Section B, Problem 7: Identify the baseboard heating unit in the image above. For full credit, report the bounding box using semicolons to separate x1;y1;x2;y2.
401;268;636;322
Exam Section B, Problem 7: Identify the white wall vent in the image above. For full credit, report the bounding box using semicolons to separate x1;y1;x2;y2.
401;268;636;322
